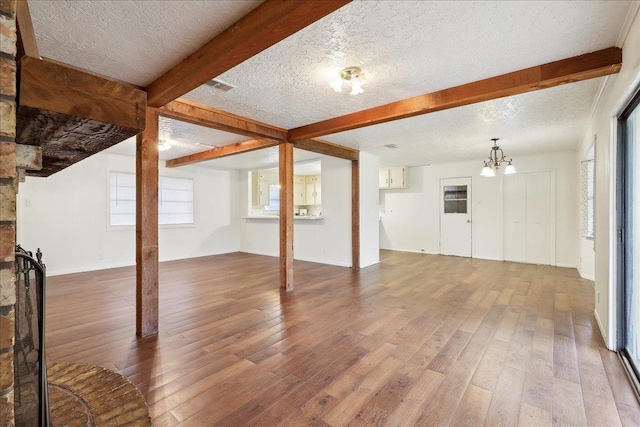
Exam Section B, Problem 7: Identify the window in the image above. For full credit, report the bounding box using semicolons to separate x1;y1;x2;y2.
443;185;468;214
159;175;194;225
109;172;136;226
580;159;594;236
109;172;194;227
263;185;280;211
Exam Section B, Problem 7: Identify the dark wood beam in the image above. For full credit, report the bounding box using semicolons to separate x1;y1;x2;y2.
352;159;360;269
16;0;39;58
136;108;159;337
166;139;279;168
17;56;146;176
292;138;359;160
159;99;287;141
289;47;623;140
279;142;294;292
146;0;351;107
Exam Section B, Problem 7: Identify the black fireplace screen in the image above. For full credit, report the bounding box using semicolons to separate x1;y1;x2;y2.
14;245;49;427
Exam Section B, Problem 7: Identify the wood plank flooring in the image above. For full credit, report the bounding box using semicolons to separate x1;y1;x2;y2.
45;251;640;426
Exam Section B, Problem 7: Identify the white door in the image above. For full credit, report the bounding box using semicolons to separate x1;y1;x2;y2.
503;171;555;265
440;177;472;257
503;174;527;262
525;171;554;265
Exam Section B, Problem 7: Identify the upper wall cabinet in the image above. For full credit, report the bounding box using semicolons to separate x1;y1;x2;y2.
379;167;407;189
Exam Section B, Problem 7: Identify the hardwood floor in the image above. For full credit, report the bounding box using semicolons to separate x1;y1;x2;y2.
46;251;640;426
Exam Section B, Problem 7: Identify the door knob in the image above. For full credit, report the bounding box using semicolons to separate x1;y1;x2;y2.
466;220;471;223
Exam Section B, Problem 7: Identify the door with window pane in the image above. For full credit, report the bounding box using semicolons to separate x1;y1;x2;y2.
619;89;640;384
440;177;472;257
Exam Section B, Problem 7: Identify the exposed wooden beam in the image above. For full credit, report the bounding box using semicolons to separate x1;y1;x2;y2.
289;47;623;140
136;108;159;337
351;159;360;269
16;0;40;58
146;0;351;107
159;99;287;141
166;139;279;168
292;138;359;160
17;56;146;176
279;142;294;292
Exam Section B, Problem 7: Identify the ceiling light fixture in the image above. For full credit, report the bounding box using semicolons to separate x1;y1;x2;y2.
158;140;172;151
330;66;365;95
480;138;516;177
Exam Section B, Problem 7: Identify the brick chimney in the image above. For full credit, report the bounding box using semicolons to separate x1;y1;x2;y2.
0;0;18;425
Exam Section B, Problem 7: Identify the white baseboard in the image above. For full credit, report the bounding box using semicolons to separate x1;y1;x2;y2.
380;247;439;255
594;308;610;349
556;262;578;269
472;255;504;262
239;251;352;267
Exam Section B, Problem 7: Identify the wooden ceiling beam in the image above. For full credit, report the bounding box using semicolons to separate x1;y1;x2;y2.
17;56;146;176
16;0;40;58
166;138;279;168
159;99;287;141
288;47;623;141
292;138;359;160
146;0;351;107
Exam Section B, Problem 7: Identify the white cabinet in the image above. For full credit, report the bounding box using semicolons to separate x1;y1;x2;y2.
379;167;407;189
305;175;321;205
294;175;305;205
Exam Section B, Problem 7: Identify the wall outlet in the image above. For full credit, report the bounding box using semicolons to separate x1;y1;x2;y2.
98;252;103;260
420;248;425;252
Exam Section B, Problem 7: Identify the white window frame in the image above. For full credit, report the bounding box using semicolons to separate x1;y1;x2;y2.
581;159;595;238
107;171;195;230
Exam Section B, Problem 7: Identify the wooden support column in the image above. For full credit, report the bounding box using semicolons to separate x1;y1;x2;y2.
279;142;294;291
136;108;159;336
352;158;360;269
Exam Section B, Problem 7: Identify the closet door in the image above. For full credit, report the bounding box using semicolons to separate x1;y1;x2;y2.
503;174;527;262
525;171;554;265
503;171;555;265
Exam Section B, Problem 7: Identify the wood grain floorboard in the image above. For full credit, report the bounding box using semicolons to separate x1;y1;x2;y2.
45;251;640;426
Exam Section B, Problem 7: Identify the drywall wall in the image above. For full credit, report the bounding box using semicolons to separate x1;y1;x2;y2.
239;156;356;267
17;151;241;276
379;151;579;267
359;151;380;268
577;5;640;349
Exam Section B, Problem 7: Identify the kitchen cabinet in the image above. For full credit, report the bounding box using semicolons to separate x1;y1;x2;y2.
305;175;321;205
251;171;276;206
294;175;305;205
379;166;407;189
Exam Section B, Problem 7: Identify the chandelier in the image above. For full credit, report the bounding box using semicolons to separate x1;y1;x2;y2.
480;138;516;177
330;66;365;95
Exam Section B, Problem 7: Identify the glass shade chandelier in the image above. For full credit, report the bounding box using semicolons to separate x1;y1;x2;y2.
330;66;365;95
480;138;516;177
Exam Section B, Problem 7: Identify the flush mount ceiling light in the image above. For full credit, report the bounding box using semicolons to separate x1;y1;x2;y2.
480;138;516;177
158;139;172;151
330;66;365;95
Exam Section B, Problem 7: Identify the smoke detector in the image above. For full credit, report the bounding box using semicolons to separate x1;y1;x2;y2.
205;78;236;92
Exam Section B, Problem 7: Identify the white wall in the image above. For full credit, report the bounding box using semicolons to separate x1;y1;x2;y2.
379;151;579;267
239;156;356;267
577;5;640;349
359;152;380;268
17;151;241;276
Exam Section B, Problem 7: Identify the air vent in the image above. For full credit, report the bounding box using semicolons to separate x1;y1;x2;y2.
205;78;236;92
384;144;399;149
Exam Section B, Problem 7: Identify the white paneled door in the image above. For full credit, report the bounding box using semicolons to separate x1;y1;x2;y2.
503;171;555;265
440;177;472;257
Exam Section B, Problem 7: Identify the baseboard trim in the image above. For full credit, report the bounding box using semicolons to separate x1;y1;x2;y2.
556;262;577;269
594;308;610;349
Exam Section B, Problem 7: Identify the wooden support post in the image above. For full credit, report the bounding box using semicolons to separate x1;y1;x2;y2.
279;142;294;291
136;108;159;337
352;159;360;269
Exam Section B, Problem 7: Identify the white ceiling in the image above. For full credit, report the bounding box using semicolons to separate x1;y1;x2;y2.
29;1;636;170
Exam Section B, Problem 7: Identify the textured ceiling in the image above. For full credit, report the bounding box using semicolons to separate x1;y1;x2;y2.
29;0;262;86
29;0;635;169
183;0;631;128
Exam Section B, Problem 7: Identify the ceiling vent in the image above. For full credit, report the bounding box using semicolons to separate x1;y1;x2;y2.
205;78;236;92
384;144;399;149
